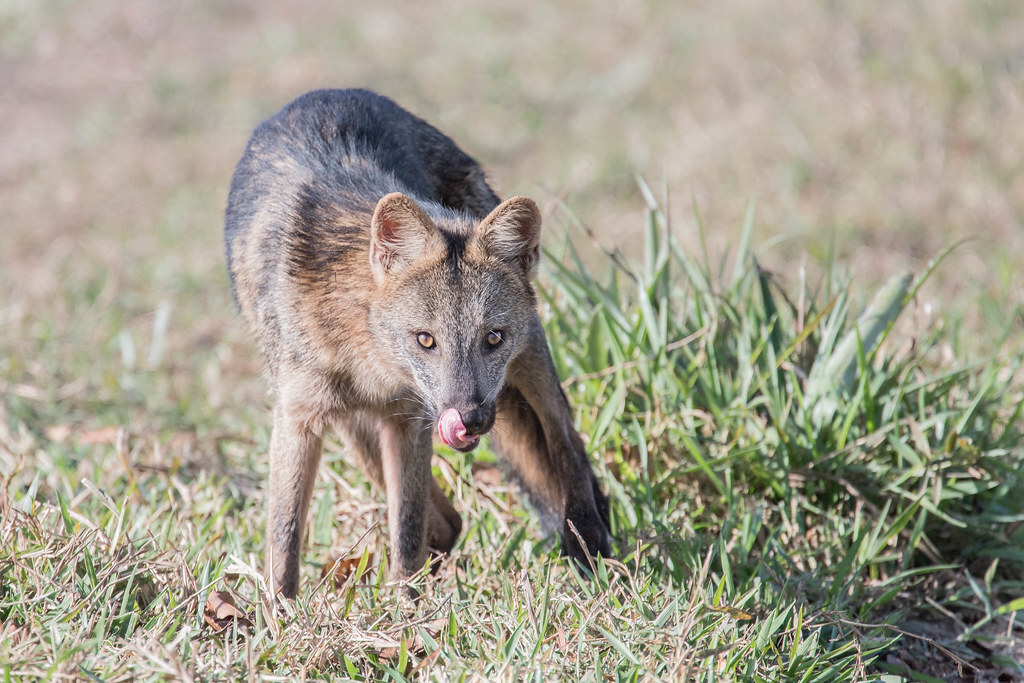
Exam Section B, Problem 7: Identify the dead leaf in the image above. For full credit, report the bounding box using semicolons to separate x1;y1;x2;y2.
377;620;446;660
378;633;427;661
203;590;252;633
321;551;374;590
552;625;577;664
167;431;199;456
44;424;73;443
555;626;568;652
415;618;447;639
78;426;120;446
0;617;30;646
471;464;502;487
710;604;756;621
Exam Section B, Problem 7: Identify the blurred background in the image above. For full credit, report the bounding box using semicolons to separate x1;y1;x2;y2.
2;0;1023;435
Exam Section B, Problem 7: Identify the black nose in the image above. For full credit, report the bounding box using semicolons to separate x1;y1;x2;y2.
460;409;484;435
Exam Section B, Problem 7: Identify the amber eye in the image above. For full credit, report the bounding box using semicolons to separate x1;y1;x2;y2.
486;330;504;347
416;332;436;349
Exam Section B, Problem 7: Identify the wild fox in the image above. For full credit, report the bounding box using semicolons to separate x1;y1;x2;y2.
225;89;611;597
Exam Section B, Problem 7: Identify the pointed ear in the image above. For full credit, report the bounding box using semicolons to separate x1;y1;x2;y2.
369;193;444;285
471;196;542;279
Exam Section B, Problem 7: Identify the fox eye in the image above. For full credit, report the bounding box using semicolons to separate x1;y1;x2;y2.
416;332;436;350
486;330;504;347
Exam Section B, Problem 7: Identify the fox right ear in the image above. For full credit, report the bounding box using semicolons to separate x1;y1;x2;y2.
471;196;542;280
369;193;444;285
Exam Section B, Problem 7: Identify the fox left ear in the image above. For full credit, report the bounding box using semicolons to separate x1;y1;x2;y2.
472;196;542;280
369;192;445;285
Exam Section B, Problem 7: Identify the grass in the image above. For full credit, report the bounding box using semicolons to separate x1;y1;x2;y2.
3;190;1023;680
3;0;1024;679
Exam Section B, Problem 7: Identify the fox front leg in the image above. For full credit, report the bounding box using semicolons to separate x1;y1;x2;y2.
266;401;324;598
494;327;613;566
337;410;462;557
378;415;434;589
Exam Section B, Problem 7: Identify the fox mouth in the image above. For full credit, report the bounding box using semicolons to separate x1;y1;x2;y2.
438;408;483;452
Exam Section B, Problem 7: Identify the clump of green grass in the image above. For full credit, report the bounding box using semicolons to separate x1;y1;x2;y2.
543;180;1024;679
2;188;1022;680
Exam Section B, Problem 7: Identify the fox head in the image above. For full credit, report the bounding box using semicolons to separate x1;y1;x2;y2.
367;193;542;451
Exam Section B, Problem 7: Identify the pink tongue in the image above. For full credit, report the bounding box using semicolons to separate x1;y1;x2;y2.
438;408;478;449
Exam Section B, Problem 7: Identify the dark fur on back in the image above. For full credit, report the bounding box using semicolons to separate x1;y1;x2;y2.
226;89;498;245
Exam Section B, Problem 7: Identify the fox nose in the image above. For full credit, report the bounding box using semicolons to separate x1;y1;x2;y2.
460;408;485;435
